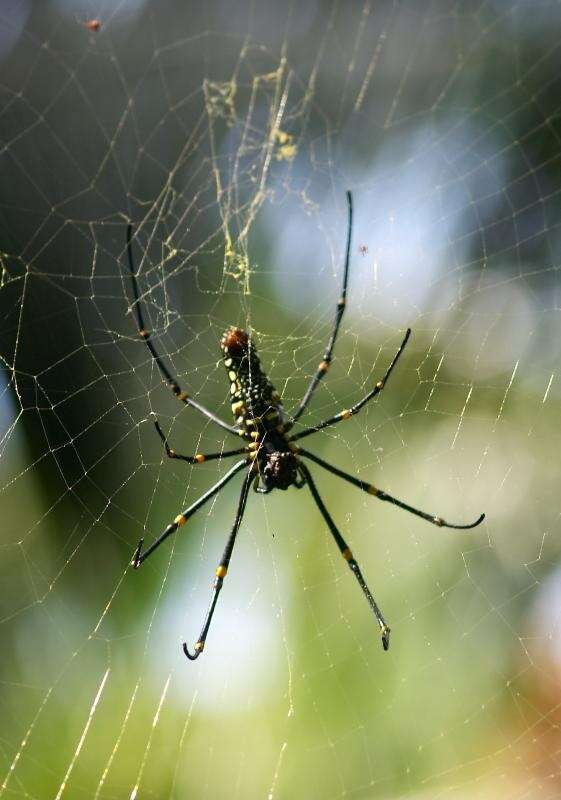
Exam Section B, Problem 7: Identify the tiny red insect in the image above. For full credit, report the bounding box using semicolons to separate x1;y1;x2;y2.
83;19;101;32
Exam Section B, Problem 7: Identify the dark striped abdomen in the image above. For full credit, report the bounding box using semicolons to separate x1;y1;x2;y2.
220;327;284;430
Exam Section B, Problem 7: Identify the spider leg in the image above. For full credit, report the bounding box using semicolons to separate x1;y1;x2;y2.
299;462;390;651
153;416;248;463
287;191;353;429
250;470;269;494
254;484;272;494
126;224;239;437
184;466;254;660
289;328;411;443
131;459;248;568
299;448;485;530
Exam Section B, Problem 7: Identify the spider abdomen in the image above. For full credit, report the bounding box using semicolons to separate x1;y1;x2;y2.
220;327;285;432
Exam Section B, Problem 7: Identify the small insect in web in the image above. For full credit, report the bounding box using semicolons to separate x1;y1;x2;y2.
81;18;101;33
126;193;485;660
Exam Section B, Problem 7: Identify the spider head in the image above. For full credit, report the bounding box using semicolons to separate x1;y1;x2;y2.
262;450;298;491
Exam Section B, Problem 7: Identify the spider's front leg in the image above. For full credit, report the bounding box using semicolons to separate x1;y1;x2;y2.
131;459;248;568
183;465;255;660
299;448;485;531
299;462;391;650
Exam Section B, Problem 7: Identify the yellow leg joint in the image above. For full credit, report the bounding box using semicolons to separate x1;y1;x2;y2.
376;379;385;390
367;484;378;496
342;547;353;561
340;409;352;420
195;641;204;652
194;453;206;463
216;565;228;578
174;514;187;526
178;391;189;401
319;360;330;373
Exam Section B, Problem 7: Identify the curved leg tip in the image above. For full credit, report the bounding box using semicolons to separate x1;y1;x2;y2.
441;511;486;531
381;625;391;651
183;641;204;661
131;538;144;569
464;512;486;529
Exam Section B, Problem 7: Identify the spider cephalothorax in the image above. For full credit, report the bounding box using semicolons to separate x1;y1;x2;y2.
261;450;298;491
127;192;485;662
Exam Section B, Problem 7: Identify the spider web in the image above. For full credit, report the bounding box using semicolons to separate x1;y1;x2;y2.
1;1;561;798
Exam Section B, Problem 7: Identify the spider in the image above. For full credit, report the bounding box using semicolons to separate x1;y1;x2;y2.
126;192;485;661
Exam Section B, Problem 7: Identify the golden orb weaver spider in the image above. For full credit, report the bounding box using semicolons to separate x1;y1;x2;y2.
126;192;485;660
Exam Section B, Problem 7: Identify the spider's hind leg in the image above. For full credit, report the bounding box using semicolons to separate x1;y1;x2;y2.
287;191;354;429
125;223;239;437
